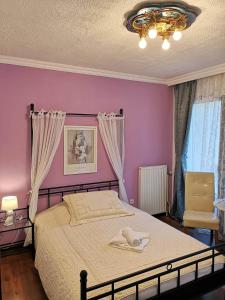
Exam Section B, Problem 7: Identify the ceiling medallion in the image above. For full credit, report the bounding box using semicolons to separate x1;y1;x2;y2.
126;1;201;50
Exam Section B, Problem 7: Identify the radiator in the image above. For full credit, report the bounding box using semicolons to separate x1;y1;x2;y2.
139;165;168;215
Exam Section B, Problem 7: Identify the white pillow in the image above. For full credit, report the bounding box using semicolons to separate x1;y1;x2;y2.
63;190;133;226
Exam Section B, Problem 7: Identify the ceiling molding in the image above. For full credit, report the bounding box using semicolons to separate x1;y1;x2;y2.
166;63;225;86
0;55;224;86
0;55;165;85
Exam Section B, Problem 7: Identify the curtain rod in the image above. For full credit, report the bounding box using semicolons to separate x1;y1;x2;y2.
30;104;123;117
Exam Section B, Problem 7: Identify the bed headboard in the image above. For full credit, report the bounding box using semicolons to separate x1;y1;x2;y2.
38;180;119;208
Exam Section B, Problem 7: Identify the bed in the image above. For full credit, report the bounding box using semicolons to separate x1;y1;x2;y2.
34;180;225;300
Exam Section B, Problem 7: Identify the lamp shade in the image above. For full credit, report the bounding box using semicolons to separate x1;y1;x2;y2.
1;196;18;211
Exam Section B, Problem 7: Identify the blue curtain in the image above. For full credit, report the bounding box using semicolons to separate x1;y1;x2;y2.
171;80;197;220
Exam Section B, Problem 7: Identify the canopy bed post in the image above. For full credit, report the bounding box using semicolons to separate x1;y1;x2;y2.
80;270;88;300
30;103;34;148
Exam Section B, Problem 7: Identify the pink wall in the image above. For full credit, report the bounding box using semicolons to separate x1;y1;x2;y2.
0;64;173;210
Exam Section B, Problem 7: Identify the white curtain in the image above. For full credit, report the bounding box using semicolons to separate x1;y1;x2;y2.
218;97;225;199
196;73;225;101
24;110;66;246
184;99;221;199
97;112;128;203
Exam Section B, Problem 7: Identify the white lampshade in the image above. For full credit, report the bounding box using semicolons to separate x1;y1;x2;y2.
1;196;18;211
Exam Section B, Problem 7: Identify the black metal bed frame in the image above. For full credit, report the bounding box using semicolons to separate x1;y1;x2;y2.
37;180;225;300
80;243;225;300
30;103;225;299
38;180;120;208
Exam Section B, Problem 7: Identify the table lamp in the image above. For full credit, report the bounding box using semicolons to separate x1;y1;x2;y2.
1;196;18;226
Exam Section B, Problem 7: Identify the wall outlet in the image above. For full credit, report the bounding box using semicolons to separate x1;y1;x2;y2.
130;198;135;205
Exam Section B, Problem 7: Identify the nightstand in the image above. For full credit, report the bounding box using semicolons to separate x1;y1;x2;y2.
0;207;34;257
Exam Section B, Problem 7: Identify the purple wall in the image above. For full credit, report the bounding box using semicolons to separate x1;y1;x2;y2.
0;64;173;209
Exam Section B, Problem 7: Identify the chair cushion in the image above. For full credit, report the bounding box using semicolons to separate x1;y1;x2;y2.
185;172;214;212
183;210;219;230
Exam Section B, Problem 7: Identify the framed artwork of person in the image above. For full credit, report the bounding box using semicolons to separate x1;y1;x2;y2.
64;126;97;175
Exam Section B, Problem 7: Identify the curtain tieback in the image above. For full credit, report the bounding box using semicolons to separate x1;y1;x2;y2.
28;186;40;196
119;178;125;183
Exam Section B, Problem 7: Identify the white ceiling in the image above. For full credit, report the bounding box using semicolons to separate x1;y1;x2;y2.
0;0;224;83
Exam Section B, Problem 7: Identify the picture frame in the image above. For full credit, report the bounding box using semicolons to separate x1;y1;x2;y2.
64;126;97;175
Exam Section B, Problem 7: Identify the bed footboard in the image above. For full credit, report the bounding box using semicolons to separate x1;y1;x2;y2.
80;242;225;300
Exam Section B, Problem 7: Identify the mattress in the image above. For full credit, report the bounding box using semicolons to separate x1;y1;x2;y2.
34;202;225;300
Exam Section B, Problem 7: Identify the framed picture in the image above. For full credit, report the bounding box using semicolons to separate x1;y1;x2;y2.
64;126;97;175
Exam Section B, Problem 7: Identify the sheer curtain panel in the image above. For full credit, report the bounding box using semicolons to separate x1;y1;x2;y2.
24;110;66;246
218;97;225;199
195;73;225;200
184;99;221;199
97;112;128;203
195;73;225;100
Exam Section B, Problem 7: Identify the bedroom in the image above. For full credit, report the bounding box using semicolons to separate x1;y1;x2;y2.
0;0;225;299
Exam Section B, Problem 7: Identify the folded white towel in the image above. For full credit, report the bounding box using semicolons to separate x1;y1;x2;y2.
109;227;150;252
122;227;149;246
109;232;126;245
110;238;149;252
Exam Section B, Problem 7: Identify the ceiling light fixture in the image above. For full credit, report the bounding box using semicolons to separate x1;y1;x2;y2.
126;1;200;50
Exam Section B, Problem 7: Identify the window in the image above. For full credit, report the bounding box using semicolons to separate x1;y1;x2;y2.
183;99;221;199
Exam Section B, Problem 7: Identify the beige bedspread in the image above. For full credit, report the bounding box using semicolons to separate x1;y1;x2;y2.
34;203;224;300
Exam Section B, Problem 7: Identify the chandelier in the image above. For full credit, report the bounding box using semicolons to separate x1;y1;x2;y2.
126;1;200;50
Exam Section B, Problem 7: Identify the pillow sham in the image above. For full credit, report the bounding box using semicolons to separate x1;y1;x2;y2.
63;190;133;226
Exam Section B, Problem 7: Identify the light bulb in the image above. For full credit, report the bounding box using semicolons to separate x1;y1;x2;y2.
148;28;157;39
138;37;147;49
173;31;182;41
162;38;170;50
